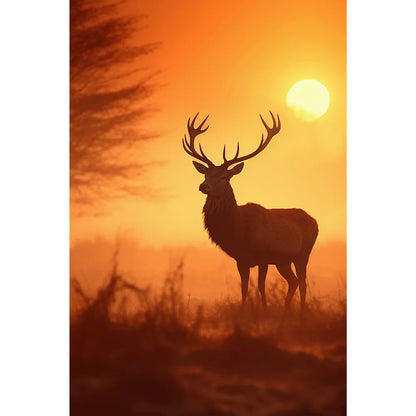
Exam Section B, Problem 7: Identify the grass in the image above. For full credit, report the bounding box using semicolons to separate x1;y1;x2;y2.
70;256;346;416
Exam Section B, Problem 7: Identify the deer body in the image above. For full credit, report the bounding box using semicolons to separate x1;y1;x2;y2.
204;198;317;268
182;112;318;310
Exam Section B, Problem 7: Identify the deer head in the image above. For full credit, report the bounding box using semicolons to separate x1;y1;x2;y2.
182;111;281;198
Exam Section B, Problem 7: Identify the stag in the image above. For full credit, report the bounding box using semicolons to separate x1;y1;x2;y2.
182;112;318;311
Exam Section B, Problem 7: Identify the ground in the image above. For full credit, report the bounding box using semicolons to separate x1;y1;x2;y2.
70;262;346;416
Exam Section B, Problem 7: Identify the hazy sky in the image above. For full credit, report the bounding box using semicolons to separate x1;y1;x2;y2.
71;0;346;247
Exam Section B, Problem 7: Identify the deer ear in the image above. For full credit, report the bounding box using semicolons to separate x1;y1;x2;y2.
228;163;244;176
192;161;208;174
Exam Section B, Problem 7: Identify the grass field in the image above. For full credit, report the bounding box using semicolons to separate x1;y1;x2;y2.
70;259;346;416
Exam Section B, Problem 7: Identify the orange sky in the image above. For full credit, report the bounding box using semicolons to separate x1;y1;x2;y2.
71;0;346;247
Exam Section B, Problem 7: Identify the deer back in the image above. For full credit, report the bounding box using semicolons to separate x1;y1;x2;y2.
237;204;316;256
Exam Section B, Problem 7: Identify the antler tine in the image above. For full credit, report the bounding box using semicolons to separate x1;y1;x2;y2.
199;143;211;162
187;114;198;146
259;113;268;131
200;116;209;131
190;112;199;127
222;141;240;163
221;111;281;168
187;114;196;130
269;110;277;129
182;134;193;150
183;113;213;166
182;137;194;156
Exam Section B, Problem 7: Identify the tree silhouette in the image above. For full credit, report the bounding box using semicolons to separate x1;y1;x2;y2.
70;0;159;208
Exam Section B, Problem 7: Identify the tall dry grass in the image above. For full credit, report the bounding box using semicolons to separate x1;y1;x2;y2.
70;254;346;416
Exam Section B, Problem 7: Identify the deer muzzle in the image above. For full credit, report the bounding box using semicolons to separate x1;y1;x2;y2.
199;182;211;194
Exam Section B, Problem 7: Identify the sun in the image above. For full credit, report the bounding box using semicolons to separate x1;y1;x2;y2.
286;80;330;121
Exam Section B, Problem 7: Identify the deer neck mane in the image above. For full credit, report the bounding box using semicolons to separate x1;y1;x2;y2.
203;186;239;254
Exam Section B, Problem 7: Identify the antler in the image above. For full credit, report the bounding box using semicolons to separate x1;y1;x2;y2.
182;113;213;166
222;111;281;167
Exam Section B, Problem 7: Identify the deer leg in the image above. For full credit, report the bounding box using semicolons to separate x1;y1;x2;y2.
258;263;268;309
237;262;250;306
294;260;308;311
276;264;299;311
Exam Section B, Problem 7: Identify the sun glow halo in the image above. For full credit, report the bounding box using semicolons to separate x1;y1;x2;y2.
286;80;330;121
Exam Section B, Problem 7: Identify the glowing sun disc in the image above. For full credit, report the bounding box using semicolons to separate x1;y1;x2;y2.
286;79;330;121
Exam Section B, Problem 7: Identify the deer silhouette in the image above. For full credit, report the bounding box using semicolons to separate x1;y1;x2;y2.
182;112;318;311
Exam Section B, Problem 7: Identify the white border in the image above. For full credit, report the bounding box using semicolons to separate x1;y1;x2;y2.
348;0;416;414
0;1;69;415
